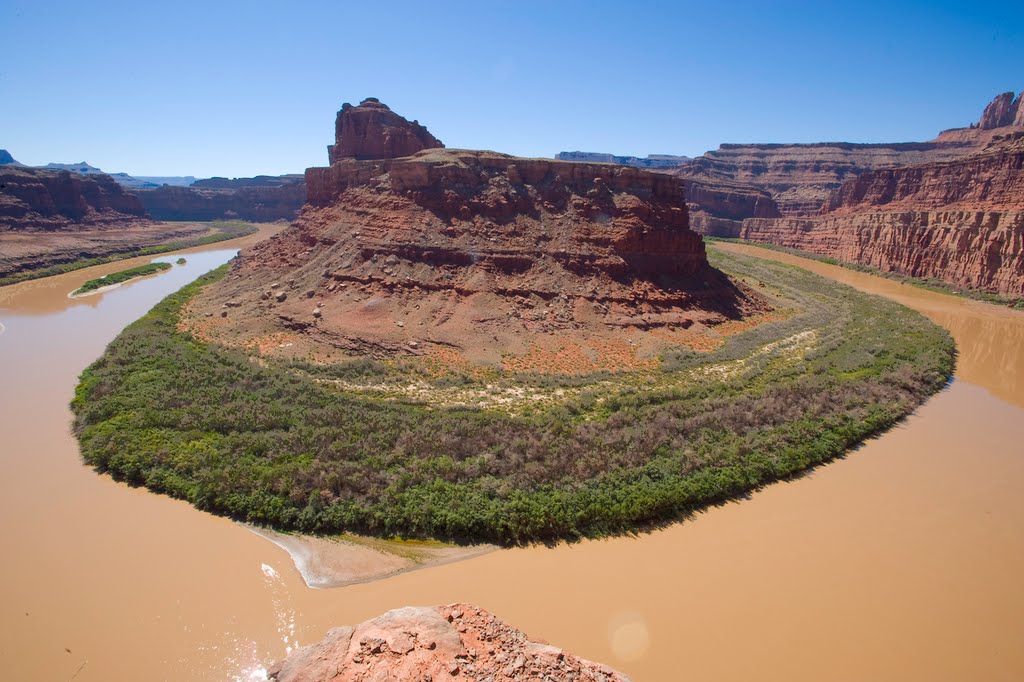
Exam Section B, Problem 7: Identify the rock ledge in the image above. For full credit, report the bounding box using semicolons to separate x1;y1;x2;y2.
269;603;630;682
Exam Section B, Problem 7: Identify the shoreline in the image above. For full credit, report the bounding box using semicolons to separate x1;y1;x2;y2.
244;524;496;589
707;237;1024;310
68;281;126;299
0;220;263;289
67;262;175;299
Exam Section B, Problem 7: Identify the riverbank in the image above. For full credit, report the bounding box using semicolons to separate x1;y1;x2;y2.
708;236;1024;309
71;248;953;546
0;220;261;288
247;526;495;588
70;262;173;298
3;235;1023;681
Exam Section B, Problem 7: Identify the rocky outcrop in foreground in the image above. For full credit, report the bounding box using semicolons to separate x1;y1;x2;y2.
740;133;1024;296
269;604;629;682
0;166;149;230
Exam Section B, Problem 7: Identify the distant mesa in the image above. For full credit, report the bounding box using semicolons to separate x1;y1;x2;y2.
191;174;305;189
0;149;20;165
328;97;444;162
38;162;196;190
555;150;690;168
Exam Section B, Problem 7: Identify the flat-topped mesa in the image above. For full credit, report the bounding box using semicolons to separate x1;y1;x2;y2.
327;97;444;163
305;148;704;278
190;100;771;367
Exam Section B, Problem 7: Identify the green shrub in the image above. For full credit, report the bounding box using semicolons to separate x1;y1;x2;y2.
71;251;954;545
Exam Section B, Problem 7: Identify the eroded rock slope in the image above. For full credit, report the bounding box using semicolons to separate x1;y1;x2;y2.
192;99;767;367
740;132;1024;295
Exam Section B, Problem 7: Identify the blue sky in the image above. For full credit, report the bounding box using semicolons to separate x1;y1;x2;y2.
2;0;1021;178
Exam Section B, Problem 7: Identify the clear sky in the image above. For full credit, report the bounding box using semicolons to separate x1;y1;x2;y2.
2;0;1021;178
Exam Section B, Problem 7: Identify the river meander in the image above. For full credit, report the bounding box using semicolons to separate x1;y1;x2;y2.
1;233;1022;681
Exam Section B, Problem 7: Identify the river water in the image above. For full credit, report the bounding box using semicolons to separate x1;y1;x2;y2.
1;234;1022;681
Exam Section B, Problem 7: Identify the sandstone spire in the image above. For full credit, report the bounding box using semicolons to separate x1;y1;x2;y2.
978;91;1023;129
327;97;444;163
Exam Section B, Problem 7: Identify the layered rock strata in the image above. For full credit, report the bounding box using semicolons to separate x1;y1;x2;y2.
679;92;1024;215
328;97;443;163
978;91;1024;130
685;176;780;236
676;141;979;216
192;100;767;366
269;604;630;682
0;166;149;230
740;134;1024;295
133;179;305;222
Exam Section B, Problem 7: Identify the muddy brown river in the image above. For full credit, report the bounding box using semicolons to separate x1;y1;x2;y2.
1;233;1022;681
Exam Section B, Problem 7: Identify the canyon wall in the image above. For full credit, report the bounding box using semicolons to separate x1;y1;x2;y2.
677;141;979;216
685;176;781;236
133;180;305;222
191;174;305;189
679;92;1024;216
739;133;1024;296
0;166;149;230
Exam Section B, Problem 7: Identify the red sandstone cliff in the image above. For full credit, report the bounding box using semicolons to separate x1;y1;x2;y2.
676;141;978;216
133;180;305;222
685;176;781;237
269;604;630;682
822;133;1024;213
328;97;444;163
0;166;149;230
679;92;1024;216
190;100;768;367
740;133;1024;296
978;92;1023;130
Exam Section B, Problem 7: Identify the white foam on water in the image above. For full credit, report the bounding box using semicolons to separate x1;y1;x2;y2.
234;665;270;682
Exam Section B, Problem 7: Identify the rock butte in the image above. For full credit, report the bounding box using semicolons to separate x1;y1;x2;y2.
189;98;768;367
329;97;444;162
269;604;630;682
